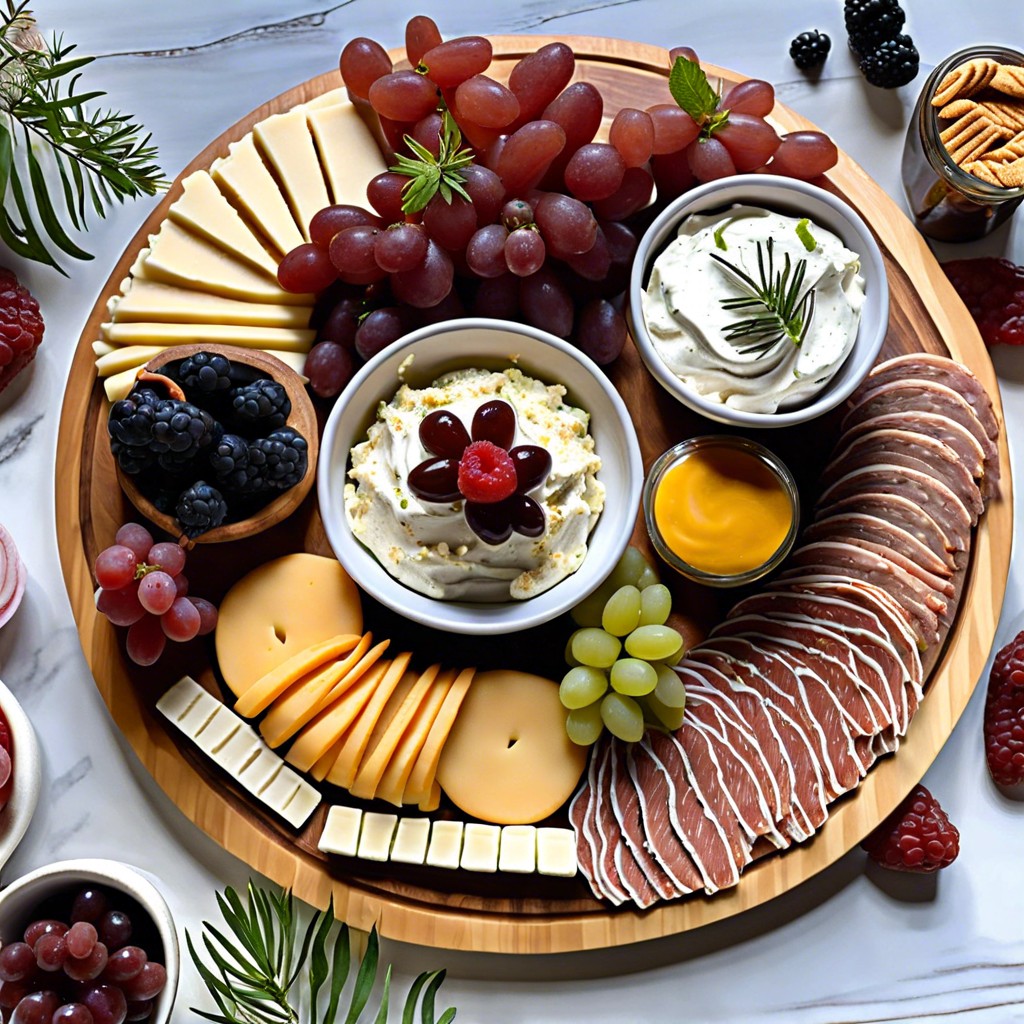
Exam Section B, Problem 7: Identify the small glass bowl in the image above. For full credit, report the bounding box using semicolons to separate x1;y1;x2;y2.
642;435;800;588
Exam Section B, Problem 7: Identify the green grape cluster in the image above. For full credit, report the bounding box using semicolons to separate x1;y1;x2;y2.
560;547;687;745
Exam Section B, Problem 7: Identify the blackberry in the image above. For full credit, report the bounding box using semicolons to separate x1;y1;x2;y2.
844;0;905;53
110;438;155;476
108;383;222;473
246;427;309;490
174;351;234;396
176;481;228;538
789;30;831;70
860;34;920;89
229;378;291;430
208;433;263;494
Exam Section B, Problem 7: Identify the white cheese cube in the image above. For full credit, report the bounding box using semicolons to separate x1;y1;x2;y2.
357;812;398;861
319;806;364;857
537;827;578;877
460;823;500;873
391;818;430;865
498;825;537;874
425;820;464;870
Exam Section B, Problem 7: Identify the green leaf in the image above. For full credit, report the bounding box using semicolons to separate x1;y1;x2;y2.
713;224;728;251
371;965;393;1024
344;926;379;1024
668;57;719;122
306;904;334;1012
322;921;351;1024
25;133;91;259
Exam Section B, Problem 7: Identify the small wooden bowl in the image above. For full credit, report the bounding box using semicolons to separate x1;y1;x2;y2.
114;343;318;545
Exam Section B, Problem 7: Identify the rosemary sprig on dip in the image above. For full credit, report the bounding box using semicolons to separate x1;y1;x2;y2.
188;881;456;1024
710;237;818;356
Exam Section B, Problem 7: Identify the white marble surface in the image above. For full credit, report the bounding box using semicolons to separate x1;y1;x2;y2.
0;1;1022;1021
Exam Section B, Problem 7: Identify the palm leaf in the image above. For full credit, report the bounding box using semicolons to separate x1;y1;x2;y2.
189;880;457;1024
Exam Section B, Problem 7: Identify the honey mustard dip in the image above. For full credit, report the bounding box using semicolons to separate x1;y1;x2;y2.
643;437;799;586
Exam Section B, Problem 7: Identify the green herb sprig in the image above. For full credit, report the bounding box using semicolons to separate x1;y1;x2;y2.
390;109;473;215
710;238;817;356
0;1;167;272
668;57;728;139
188;881;456;1024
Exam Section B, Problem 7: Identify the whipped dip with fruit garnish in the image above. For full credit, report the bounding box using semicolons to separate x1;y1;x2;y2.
344;367;604;602
641;204;865;413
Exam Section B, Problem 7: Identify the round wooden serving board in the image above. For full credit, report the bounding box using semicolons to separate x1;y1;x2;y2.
55;36;1012;953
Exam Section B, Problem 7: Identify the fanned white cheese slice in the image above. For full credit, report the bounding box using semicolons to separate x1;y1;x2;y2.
253;107;329;240
95;346;163;377
101;320;315;353
110;280;312;329
305;87;348;110
211;133;305;255
92;339;116;357
170;170;279;276
306;101;387;209
138;221;310;305
158;676;321;829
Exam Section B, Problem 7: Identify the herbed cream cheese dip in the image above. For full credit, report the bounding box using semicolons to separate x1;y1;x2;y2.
344;367;605;602
641;204;865;413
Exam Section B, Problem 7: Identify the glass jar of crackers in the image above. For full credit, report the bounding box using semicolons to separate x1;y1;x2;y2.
902;45;1024;242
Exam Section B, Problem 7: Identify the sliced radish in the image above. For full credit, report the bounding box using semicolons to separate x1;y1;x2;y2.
0;524;26;630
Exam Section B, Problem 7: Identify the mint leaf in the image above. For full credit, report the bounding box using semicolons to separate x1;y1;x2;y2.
714;224;728;251
668;57;719;123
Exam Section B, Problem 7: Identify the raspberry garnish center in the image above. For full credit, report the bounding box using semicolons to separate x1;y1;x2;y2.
457;440;518;504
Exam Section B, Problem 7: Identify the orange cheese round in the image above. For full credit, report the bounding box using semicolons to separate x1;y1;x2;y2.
436;670;587;825
215;553;363;696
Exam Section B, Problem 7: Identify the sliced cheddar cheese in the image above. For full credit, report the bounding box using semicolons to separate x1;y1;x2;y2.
101;320;316;353
308;639;391;719
92;339;116;357
170;170;279;276
326;652;413;790
306;101;387;209
259;632;373;748
253;107;330;240
110;280;312;329
286;659;390;773
216;554;364;697
347;665;430;801
104;363;148;402
139;220;310;305
375;666;454;808
305;87;347;110
95;345;163;377
212;133;305;255
310;733;347;783
235;633;359;719
404;667;475;807
419;779;441;813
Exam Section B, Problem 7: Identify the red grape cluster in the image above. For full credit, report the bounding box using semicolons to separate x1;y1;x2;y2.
93;523;217;667
0;886;167;1023
285;19;841;400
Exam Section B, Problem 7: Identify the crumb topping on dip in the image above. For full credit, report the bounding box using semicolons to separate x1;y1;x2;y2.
344;367;605;601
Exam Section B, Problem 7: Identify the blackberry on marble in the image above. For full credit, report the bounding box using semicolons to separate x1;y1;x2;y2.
859;34;920;88
844;0;905;53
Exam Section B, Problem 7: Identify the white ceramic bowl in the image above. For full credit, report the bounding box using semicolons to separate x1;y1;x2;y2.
628;174;890;428
0;677;40;871
0;858;179;1022
318;319;643;635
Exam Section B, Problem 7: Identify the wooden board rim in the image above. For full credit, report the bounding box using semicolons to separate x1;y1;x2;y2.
54;35;1013;954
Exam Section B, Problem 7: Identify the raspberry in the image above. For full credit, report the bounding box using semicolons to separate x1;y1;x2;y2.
943;258;1024;347
984;629;1024;785
0;268;44;395
861;784;960;872
457;441;517;504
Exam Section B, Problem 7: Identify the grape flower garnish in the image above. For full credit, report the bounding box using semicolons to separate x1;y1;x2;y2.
408;399;552;545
